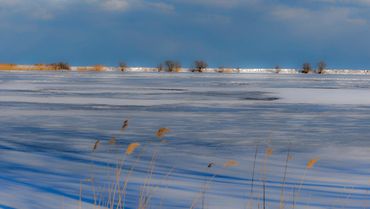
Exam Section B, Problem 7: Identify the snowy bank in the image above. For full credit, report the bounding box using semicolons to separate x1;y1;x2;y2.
2;64;370;75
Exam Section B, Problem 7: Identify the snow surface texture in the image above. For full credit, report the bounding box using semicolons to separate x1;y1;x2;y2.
1;72;370;209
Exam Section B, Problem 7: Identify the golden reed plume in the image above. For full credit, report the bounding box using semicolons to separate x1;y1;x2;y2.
265;147;273;157
125;143;140;155
156;128;170;138
288;154;293;161
306;157;319;169
224;160;239;167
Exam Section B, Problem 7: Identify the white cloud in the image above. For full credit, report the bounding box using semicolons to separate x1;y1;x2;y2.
174;0;257;8
267;4;368;40
310;0;370;6
85;0;133;11
190;0;242;7
0;0;73;19
92;0;175;13
147;2;175;13
0;0;174;19
0;0;369;27
101;0;130;11
270;5;367;25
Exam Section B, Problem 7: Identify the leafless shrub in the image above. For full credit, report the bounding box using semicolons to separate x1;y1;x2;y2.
119;62;128;72
50;62;71;70
217;66;225;73
163;60;181;72
275;65;281;74
317;61;326;74
302;63;312;74
157;63;164;72
192;60;208;72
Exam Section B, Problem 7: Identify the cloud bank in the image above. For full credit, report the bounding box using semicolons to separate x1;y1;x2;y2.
0;0;370;68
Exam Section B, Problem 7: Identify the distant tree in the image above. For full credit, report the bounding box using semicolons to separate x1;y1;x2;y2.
119;62;128;72
157;63;164;72
302;63;312;74
217;66;225;73
275;65;281;74
192;60;208;72
164;60;181;72
50;62;71;70
317;61;326;74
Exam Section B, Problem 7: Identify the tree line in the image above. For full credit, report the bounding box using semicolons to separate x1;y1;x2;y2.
27;60;329;73
120;60;328;74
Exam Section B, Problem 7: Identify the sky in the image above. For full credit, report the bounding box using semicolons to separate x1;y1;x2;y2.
1;0;370;68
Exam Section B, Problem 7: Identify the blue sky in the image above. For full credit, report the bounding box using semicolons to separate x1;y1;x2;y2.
1;0;370;68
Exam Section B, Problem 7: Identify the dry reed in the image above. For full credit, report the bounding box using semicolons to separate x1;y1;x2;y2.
93;140;100;152
79;120;328;209
108;136;117;145
247;145;259;209
126;143;140;155
121;120;129;131
279;146;292;209
261;147;273;209
294;157;320;206
156;128;170;138
77;65;106;71
0;63;70;71
223;160;239;167
306;158;319;169
265;148;273;157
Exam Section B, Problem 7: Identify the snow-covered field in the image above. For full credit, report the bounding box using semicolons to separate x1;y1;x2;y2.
1;71;370;209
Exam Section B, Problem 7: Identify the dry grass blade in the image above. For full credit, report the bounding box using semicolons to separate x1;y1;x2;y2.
306;157;319;169
79;181;83;209
93;140;100;152
280;146;292;209
108;136;117;145
247;145;259;209
295;157;321;205
121;120;129;131
126;143;140;155
156;128;170;138
223;160;239;167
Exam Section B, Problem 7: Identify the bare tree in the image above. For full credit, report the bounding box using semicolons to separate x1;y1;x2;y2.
217;66;225;73
317;61;326;74
119;62;128;72
164;60;181;72
302;63;312;74
192;60;208;72
50;62;71;70
157;63;164;72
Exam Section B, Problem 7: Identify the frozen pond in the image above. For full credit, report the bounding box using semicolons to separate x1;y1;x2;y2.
1;71;370;209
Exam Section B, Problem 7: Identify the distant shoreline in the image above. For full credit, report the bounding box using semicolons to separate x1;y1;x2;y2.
1;64;370;75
